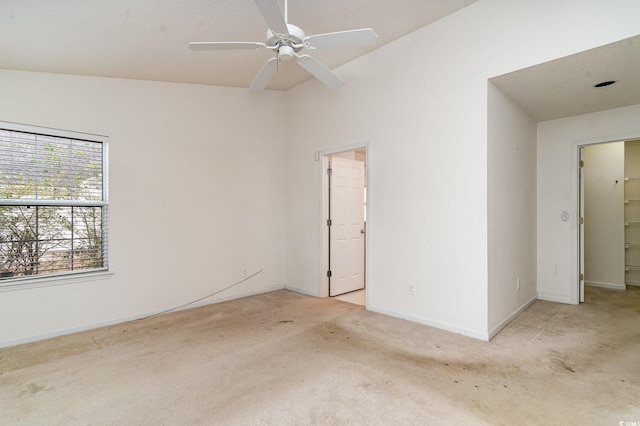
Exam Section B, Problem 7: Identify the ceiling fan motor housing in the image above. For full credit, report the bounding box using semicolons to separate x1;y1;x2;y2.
267;24;305;52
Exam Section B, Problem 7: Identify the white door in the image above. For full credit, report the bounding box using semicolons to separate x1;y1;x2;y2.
329;156;365;296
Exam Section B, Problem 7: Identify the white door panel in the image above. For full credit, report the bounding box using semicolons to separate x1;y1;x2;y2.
329;156;365;296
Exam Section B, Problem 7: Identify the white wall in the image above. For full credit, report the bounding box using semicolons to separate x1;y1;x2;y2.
487;82;537;336
584;143;625;290
285;0;640;339
538;105;640;303
0;70;286;347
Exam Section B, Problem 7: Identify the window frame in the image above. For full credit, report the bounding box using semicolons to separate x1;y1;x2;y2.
0;121;110;289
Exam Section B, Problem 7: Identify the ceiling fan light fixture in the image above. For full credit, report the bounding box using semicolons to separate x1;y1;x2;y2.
278;45;295;61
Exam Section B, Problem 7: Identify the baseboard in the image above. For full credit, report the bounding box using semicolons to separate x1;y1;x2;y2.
175;284;285;310
537;293;572;304
0;284;285;349
0;313;151;349
585;281;626;290
285;284;320;297
366;305;489;341
488;295;538;340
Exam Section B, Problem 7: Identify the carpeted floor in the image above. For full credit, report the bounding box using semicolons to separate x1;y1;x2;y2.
1;286;639;425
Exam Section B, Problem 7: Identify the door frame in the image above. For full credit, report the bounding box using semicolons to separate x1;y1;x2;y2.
318;142;369;301
571;131;640;304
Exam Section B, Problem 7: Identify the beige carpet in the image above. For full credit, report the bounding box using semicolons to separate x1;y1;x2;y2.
1;286;639;425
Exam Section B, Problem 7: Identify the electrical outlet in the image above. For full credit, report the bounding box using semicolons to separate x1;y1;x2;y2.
516;277;520;290
408;283;415;296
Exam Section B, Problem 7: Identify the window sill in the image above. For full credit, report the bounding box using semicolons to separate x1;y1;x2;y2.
0;270;114;293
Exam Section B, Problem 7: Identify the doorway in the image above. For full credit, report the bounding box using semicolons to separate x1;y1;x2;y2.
577;137;640;303
321;147;367;305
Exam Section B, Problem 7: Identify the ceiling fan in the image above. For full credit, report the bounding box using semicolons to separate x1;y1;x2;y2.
188;0;378;91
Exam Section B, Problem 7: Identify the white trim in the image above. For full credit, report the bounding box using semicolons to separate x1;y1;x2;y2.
367;305;490;341
178;284;285;308
585;281;626;290
0;120;108;143
0;284;284;349
319;155;329;298
488;295;538;340
321;142;369;157
285;284;319;297
0;270;113;292
537;292;572;304
571;131;640;305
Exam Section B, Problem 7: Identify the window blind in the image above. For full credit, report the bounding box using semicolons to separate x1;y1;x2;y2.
0;125;108;282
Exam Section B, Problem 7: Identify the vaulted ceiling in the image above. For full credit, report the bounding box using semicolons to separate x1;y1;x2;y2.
0;0;477;90
1;1;639;122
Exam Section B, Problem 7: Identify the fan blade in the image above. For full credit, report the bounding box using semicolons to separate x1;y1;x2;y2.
304;28;378;49
297;55;345;90
189;42;266;51
254;0;289;38
249;58;279;92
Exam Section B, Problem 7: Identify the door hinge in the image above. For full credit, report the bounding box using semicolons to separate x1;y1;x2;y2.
580;217;584;225
579;273;584;281
327;270;332;277
579;160;584;168
327;219;332;226
327;168;332;176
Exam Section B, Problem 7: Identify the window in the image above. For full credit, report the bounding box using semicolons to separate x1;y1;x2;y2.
0;122;108;284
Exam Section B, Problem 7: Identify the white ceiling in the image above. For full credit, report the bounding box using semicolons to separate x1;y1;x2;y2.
2;1;638;121
491;34;640;122
0;0;477;90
